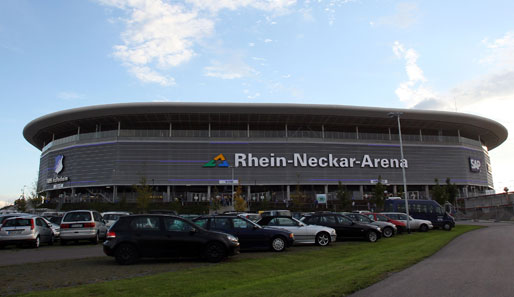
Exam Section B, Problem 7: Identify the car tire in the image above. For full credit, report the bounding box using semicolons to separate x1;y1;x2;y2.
115;243;139;265
315;232;331;246
419;224;429;232
443;223;452;231
91;232;99;244
49;234;54;246
33;236;40;248
270;236;286;252
203;242;226;263
382;227;394;238
366;231;378;243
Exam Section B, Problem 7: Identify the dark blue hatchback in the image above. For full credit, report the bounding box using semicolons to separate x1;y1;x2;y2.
193;215;295;252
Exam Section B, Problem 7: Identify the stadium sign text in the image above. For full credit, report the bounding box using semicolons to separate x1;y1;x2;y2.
234;153;408;169
46;176;69;184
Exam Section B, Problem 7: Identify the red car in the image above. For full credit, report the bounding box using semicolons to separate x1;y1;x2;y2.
363;213;407;234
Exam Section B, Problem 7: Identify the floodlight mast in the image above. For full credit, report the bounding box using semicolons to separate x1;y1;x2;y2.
388;111;411;234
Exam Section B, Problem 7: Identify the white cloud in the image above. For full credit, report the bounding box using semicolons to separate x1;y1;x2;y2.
393;35;514;193
248;42;255;47
0;200;11;208
374;2;419;29
247;92;260;99
204;57;256;79
57;92;84;100
264;38;273;43
129;65;176;86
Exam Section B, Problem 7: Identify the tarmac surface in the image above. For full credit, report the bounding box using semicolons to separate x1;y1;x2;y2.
351;221;514;297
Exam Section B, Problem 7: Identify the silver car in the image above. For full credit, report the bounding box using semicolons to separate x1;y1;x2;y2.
381;212;433;232
343;212;397;238
257;216;337;246
60;210;108;244
0;216;55;248
101;211;131;229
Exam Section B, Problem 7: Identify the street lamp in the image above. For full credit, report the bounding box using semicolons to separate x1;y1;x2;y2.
388;111;411;234
230;166;235;207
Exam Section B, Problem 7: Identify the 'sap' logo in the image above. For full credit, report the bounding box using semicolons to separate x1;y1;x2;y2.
469;158;481;172
54;155;64;174
203;154;229;167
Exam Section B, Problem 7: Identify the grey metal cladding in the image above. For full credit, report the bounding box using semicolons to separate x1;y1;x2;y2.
38;140;491;191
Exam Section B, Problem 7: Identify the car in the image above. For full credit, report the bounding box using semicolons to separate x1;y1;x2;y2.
0;213;32;227
300;212;382;242
179;214;201;220
102;212;131;229
380;212;434;232
343;212;397;238
258;210;292;217
384;199;455;231
103;214;240;264
193;215;295;252
0;216;55;248
44;215;63;225
363;212;407;233
42;217;61;238
60;210;108;244
223;212;261;222
257;216;336;246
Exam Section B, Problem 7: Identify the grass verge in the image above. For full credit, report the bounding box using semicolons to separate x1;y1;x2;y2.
22;225;481;297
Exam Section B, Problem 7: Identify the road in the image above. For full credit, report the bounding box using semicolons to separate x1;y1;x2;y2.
0;242;104;266
351;222;514;297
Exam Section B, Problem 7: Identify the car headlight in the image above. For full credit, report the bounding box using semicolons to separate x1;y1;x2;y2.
226;234;238;243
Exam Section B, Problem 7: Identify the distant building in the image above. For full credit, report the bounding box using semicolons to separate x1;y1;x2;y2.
23;103;508;204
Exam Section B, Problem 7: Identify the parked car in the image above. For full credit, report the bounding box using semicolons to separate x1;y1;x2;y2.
363;212;407;233
60;210;108;244
102;212;131;229
384;199;455;230
103;214;240;264
42;217;61;238
223;212;261;222
258;210;292;217
193;215;295;252
0;216;55;248
0;213;32;227
343;212;397;238
44;215;63;226
380;212;433;232
300;212;382;242
257;216;336;246
179;214;201;220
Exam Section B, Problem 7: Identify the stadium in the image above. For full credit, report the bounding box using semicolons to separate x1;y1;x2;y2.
23;103;508;205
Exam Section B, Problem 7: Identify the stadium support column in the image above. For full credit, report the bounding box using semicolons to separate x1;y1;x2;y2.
360;185;364;199
207;186;210;201
167;186;171;202
425;185;430;199
247;185;251;202
287;185;290;202
113;186;117;203
71;187;75;202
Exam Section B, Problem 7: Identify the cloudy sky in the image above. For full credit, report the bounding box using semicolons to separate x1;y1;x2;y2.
1;0;513;206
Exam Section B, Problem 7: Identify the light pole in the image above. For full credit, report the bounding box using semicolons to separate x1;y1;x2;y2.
231;166;235;207
388;111;411;234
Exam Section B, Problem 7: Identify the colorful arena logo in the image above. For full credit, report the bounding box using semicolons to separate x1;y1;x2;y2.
203;154;229;168
54;155;64;174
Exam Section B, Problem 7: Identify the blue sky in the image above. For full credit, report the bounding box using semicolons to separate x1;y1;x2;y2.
1;0;513;205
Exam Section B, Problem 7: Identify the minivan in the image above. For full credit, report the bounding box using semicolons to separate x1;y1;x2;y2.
384;199;455;230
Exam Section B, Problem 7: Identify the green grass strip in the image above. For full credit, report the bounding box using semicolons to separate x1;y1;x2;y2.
22;225;481;297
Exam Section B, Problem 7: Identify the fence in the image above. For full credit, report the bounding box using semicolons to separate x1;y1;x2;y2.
456;192;514;221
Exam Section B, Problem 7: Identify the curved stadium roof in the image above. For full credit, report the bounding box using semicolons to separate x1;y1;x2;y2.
23;102;508;151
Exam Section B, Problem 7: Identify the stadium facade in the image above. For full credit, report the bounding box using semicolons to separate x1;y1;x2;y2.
23;103;508;204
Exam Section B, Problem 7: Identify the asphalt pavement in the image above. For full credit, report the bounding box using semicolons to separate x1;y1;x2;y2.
0;243;104;266
351;222;514;297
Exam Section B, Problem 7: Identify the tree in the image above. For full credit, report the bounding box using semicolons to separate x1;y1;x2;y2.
371;176;387;211
27;179;43;207
336;181;351;211
14;197;27;212
431;178;448;205
233;184;247;211
445;178;458;205
133;177;152;213
290;184;307;211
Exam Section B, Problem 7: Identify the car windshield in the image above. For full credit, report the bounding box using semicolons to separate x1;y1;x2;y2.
63;212;92;222
3;218;32;227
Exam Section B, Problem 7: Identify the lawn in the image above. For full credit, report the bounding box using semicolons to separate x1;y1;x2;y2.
22;225;481;297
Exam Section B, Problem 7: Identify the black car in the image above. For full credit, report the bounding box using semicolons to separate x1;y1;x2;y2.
193;215;295;252
103;214;240;264
301;212;382;242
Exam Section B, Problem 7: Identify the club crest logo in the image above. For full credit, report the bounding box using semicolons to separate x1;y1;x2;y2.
203;154;229;168
54;155;64;174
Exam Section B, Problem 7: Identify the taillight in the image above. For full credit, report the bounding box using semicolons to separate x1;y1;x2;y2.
83;222;96;228
30;219;35;230
60;224;70;229
106;231;116;239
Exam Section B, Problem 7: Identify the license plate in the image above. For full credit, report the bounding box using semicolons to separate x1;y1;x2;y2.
71;224;83;228
7;230;21;235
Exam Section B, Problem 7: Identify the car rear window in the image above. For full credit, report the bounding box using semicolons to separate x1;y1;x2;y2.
3;218;32;227
104;214;124;220
63;212;92;222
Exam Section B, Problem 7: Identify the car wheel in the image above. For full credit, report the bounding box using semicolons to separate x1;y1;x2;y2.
443;223;452;231
270;236;286;252
419;224;429;232
91;232;99;244
315;232;330;246
49;234;54;246
33;236;40;248
382;227;394;238
203;242;226;263
366;231;378;243
115;244;139;265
